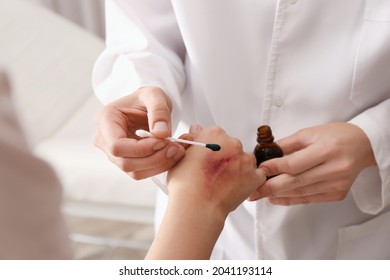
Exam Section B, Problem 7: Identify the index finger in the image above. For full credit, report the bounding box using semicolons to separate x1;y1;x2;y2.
107;137;169;158
99;112;168;158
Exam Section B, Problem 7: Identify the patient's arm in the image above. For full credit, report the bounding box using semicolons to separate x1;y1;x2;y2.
145;125;266;259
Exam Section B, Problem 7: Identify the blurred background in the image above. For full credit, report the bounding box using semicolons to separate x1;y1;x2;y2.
0;0;157;259
29;0;106;38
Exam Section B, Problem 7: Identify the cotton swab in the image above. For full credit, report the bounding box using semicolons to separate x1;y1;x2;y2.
135;129;221;151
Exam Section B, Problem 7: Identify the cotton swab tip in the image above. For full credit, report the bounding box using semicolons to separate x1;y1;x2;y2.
205;144;221;151
135;129;152;138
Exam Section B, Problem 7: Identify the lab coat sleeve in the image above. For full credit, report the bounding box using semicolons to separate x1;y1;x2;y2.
92;0;186;119
349;98;390;215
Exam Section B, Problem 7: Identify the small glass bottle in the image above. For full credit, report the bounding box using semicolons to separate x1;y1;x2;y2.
253;125;283;167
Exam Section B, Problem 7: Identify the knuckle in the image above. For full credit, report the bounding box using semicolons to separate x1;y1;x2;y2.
243;154;253;165
115;158;133;173
108;140;123;157
291;175;305;187
240;154;254;169
149;157;165;169
316;142;329;156
321;144;338;158
150;150;172;169
295;128;312;143
208;125;225;135
295;186;307;196
337;160;354;175
151;103;171;116
281;157;295;173
230;137;243;152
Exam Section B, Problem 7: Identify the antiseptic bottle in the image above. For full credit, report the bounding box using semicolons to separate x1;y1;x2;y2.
253;125;283;167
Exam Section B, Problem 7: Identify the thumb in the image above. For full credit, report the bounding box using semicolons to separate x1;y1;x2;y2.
140;87;173;138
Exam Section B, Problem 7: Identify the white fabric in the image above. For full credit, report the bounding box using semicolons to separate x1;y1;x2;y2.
93;0;390;259
0;72;72;259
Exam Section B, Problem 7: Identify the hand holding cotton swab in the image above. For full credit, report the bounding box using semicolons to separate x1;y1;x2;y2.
135;129;221;151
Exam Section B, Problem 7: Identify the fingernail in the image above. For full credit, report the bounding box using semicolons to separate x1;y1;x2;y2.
166;146;179;158
153;121;169;134
249;191;260;201
153;142;166;151
259;167;270;177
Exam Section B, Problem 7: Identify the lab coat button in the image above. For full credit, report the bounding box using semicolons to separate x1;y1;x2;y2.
274;98;283;107
288;0;297;4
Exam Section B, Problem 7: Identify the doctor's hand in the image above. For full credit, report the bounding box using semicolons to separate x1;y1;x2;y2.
93;87;186;180
248;123;377;205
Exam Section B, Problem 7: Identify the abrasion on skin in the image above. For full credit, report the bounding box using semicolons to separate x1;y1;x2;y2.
202;155;235;185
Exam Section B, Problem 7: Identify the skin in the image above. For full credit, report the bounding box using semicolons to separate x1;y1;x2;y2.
248;123;377;205
94;89;377;259
93;87;185;180
94;87;377;207
145;125;266;259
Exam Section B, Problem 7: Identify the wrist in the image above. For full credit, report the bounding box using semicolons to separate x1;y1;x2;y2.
168;182;229;227
146;190;225;259
347;123;377;168
169;189;227;226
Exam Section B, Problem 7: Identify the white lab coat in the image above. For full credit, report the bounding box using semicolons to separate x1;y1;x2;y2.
93;0;390;259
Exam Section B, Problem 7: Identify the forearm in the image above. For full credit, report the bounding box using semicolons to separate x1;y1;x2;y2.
145;192;226;260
